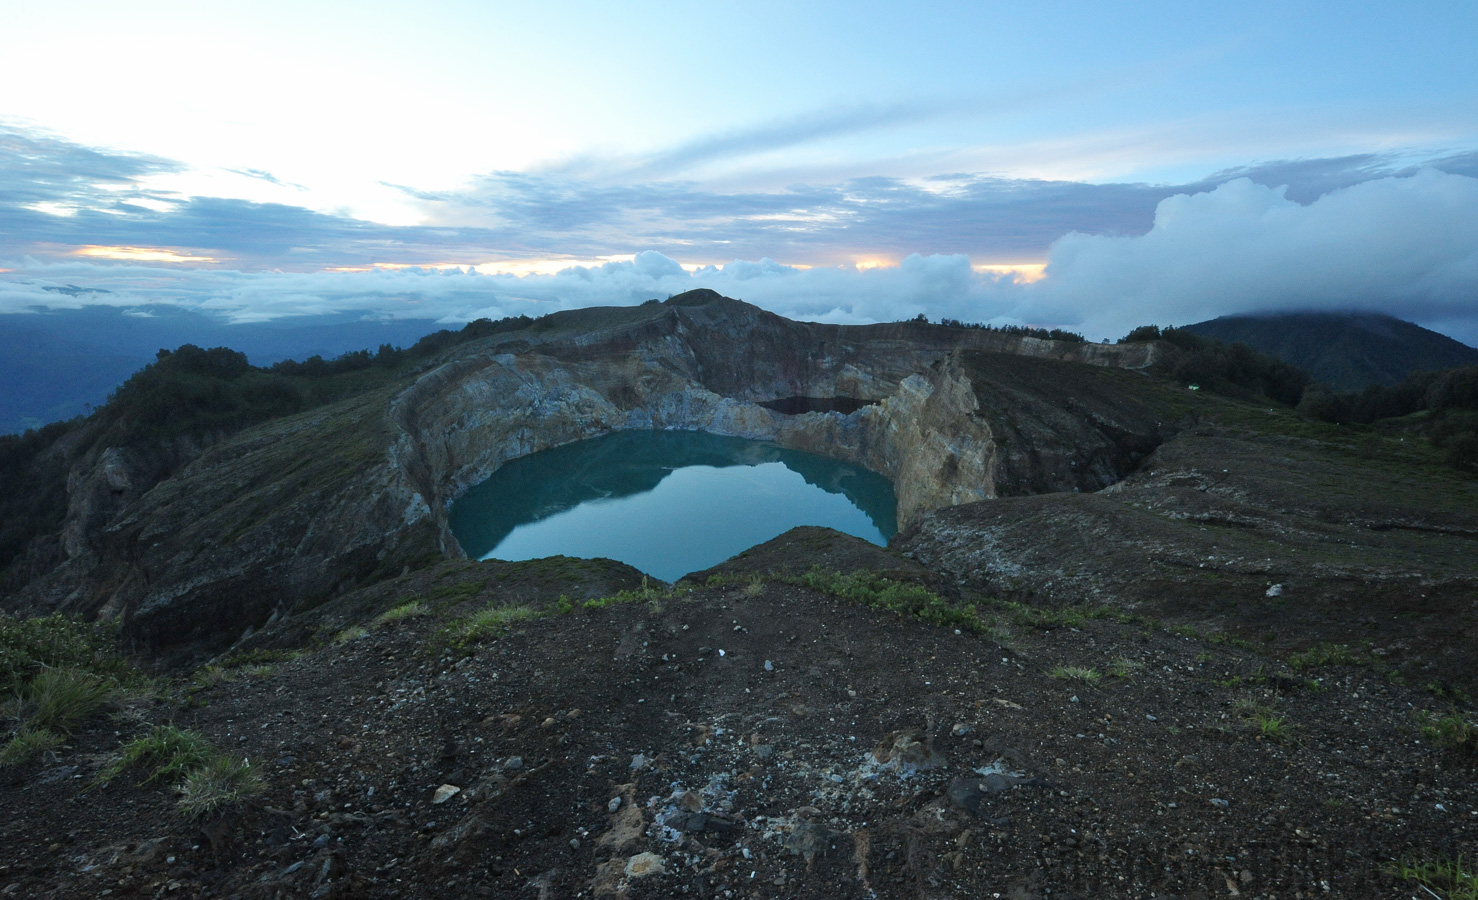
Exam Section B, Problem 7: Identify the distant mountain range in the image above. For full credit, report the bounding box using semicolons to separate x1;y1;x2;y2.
1183;311;1478;392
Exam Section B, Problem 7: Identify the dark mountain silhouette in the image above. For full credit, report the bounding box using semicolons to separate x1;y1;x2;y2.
1183;311;1478;392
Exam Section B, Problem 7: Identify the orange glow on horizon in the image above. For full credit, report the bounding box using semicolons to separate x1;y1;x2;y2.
75;246;225;263
974;263;1047;283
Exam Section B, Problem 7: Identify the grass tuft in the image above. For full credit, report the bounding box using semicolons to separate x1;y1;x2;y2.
95;724;216;786
1418;709;1477;757
431;604;545;655
0;726;64;767
1391;855;1478;900
1108;657;1144;679
332;625;369;645
372;600;428;627
1049;665;1101;685
23;667;115;733
95;724;262;817
1232;698;1295;742
191;665;235;689
175;753;264;819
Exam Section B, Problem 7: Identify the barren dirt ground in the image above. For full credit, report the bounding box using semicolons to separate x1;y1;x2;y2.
3;553;1475;899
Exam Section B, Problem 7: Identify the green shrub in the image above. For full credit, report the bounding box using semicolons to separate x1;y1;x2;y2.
0;613;127;691
1118;325;1162;343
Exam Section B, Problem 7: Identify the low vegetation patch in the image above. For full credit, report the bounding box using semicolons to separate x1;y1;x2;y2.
96;724;217;786
1418;709;1477;757
332;624;370;645
1288;642;1366;671
432;604;543;654
581;578;668;611
1233;698;1295;742
0;612;132;690
176;753;265;819
0;726;64;767
216;648;303;670
372;600;429;627
95;725;261;817
1;613;137;767
1391;855;1478;900
1050;666;1102;685
793;568;989;634
21;667;114;734
998;600;1135;631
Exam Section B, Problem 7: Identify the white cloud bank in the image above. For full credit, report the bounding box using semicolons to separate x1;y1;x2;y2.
3;170;1477;345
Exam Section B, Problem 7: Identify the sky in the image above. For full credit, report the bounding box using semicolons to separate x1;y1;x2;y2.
2;1;1477;343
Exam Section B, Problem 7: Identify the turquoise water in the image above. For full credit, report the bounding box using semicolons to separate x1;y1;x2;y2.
448;430;897;581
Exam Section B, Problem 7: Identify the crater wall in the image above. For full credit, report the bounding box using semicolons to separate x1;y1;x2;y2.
6;293;1172;662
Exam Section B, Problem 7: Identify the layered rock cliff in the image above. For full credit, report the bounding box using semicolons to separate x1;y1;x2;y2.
5;290;1173;663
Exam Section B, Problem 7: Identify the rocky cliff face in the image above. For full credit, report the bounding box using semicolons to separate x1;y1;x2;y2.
7;291;1172;663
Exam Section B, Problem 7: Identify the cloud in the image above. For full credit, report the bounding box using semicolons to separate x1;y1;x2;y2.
3;122;1478;346
7;122;1478;283
0;251;1011;327
7;169;1478;346
1032;169;1478;341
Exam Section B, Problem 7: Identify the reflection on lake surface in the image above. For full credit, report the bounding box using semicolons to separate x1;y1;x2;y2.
448;430;897;581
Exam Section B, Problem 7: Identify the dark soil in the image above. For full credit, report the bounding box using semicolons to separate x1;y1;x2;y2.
3;537;1474;899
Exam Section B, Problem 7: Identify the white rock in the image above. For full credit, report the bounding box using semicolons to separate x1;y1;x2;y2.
432;784;461;804
624;851;666;879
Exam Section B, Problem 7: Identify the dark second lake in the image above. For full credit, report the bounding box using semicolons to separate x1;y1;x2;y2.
448;430;897;581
